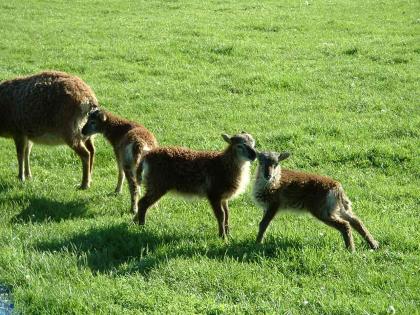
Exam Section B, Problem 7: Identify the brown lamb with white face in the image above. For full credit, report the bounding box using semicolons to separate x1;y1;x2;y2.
82;109;157;214
136;132;257;238
253;151;379;252
0;71;98;189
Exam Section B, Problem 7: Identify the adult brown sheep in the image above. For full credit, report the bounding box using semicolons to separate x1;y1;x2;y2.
0;71;98;189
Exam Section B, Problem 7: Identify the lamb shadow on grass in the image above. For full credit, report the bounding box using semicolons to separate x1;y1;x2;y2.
12;197;90;223
35;223;302;275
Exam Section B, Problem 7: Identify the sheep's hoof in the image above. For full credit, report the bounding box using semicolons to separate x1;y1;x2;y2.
114;188;122;195
17;175;25;182
370;241;380;250
132;214;144;225
78;184;90;190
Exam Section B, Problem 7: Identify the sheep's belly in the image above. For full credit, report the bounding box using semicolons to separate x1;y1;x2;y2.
31;133;65;145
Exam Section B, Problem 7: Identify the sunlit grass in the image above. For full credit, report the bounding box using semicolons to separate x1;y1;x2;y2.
0;0;419;313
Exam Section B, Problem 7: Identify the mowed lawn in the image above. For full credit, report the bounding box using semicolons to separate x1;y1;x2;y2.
0;0;419;313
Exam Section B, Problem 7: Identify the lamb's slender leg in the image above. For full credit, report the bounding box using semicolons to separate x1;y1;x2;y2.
84;138;95;175
221;200;230;236
24;140;33;179
70;141;91;189
256;205;278;243
320;216;355;252
209;197;226;239
14;135;28;181
124;167;139;214
340;210;379;250
136;190;166;225
115;161;125;194
114;149;125;193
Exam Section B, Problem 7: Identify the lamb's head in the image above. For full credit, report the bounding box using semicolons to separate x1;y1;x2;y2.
82;109;107;136
257;151;290;182
222;132;257;162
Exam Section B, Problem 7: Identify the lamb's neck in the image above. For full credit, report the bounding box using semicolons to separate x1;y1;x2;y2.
103;113;133;145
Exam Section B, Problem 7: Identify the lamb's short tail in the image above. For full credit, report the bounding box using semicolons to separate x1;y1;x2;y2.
133;141;152;182
336;184;352;212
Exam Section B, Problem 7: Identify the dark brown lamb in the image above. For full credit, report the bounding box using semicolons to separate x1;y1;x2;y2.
0;71;98;188
136;132;257;238
253;151;379;251
82;109;157;214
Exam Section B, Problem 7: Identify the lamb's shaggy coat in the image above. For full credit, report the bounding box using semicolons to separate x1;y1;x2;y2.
253;151;379;251
82;109;157;214
0;71;98;188
136;133;257;238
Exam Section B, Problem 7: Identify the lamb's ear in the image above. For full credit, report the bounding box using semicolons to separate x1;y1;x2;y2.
221;133;231;143
277;152;290;162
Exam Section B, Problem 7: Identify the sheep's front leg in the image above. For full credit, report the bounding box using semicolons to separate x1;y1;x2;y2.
221;200;230;236
209;197;226;239
24;141;33;179
14;135;28;181
256;205;278;243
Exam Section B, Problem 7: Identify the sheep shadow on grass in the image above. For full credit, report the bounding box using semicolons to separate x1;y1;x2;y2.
11;196;90;223
34;223;302;275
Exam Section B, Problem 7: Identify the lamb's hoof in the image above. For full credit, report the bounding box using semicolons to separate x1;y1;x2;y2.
17;175;25;182
370;241;380;250
24;174;32;180
114;189;122;195
78;184;90;190
132;214;144;225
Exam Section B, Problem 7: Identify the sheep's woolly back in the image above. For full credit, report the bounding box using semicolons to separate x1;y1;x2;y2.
253;167;341;211
142;145;251;200
0;71;98;143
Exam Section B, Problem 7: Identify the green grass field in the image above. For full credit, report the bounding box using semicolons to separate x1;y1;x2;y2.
0;0;419;313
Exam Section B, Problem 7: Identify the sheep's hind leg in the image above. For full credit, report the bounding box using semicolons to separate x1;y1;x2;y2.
136;190;166;225
24;140;33;179
84;137;95;175
14;135;28;181
124;167;139;215
114;161;125;194
340;208;379;250
70;141;91;190
320;215;355;252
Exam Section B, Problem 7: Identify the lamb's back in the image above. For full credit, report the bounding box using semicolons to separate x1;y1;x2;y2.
143;147;223;194
276;169;340;209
